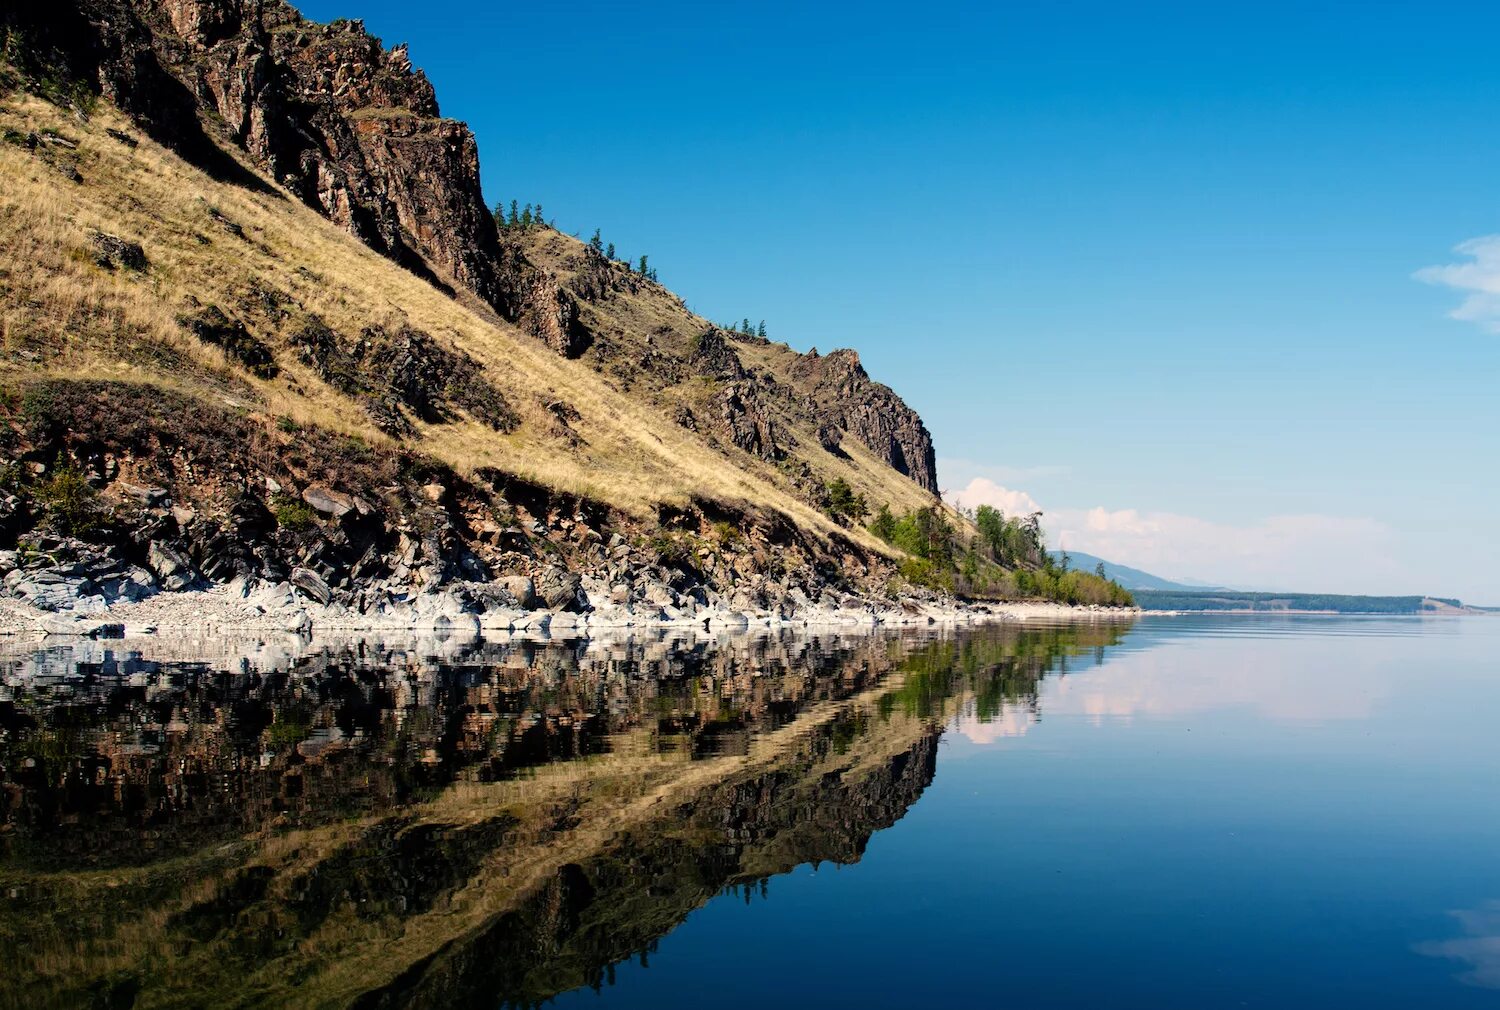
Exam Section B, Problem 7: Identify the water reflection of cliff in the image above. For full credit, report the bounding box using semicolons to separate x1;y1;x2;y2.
0;621;1131;1009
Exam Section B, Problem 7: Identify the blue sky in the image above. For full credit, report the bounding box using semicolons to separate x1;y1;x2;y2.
303;0;1499;602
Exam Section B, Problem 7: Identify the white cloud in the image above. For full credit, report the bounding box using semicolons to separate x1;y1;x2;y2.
946;477;1042;517
943;477;1398;593
1415;235;1500;333
953;705;1037;745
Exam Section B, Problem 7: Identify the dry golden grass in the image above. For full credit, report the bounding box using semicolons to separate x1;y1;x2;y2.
522;229;949;523
0;90;951;553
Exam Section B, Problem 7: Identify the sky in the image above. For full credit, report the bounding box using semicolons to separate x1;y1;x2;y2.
300;0;1500;603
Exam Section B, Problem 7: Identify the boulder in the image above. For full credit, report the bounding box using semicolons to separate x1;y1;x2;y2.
147;540;197;591
301;485;354;519
290;566;332;605
117;482;169;507
535;566;586;612
495;575;537;609
4;566;98;611
90;231;148;271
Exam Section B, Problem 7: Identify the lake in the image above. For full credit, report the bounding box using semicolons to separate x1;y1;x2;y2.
1;615;1497;1008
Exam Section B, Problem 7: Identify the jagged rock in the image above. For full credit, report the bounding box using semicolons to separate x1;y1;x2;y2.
301;485;353;519
507;259;591;357
95;564;157;603
691;328;748;380
147;540;197;591
181;304;279;379
117;482;169;507
291;566;332;604
535;566;585;612
10;0;575;345
715;383;783;461
788;348;938;492
642;582;676;608
90;231;147;271
4;566;97;611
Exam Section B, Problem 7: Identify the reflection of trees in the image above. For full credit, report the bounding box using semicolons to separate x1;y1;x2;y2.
0;620;1133;1008
882;621;1132;724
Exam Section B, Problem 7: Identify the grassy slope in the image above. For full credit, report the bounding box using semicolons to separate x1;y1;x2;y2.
0;90;939;554
520;228;943;522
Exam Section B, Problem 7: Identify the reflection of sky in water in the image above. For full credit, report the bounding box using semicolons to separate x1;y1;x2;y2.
1418;902;1500;989
8;615;1500;1008
952;616;1485;747
571;615;1500;1010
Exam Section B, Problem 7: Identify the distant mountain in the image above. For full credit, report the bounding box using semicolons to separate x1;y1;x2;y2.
1131;590;1482;615
1048;551;1219;592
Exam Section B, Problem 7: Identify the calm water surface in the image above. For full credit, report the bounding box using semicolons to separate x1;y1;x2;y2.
1;615;1497;1008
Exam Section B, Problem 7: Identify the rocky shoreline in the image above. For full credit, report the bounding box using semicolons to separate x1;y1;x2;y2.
0;574;1134;641
0;521;1135;643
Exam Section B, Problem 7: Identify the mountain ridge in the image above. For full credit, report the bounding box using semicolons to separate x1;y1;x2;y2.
0;0;1001;627
1048;550;1220;592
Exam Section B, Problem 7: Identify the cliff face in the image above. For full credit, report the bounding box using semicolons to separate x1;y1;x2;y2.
159;3;505;301
5;0;583;346
4;0;938;493
787;348;939;493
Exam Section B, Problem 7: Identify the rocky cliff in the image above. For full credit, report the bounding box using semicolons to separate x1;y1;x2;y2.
0;0;954;628
3;0;584;347
787;347;939;492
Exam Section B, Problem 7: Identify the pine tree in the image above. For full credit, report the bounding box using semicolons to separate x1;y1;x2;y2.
509;200;519;228
741;318;752;334
493;201;507;230
638;254;649;276
590;229;603;253
605;242;615;260
533;204;544;228
520;204;533;228
757;320;766;338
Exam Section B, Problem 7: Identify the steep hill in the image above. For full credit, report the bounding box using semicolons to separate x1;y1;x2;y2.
0;0;962;623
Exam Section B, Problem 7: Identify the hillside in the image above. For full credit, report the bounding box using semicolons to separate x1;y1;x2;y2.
0;0;1133;628
0;0;965;624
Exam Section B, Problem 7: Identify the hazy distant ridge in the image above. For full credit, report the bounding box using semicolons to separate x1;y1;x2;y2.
1048;551;1215;591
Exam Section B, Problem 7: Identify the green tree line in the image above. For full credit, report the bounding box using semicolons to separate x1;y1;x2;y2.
858;495;1133;607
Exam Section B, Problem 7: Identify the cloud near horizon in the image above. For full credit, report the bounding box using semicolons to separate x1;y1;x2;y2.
946;477;1397;592
1416;235;1500;333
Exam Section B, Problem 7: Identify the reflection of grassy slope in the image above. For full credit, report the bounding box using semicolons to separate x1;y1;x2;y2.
0;623;1132;1008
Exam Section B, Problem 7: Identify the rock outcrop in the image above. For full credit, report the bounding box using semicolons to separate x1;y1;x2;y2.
0;379;905;625
3;0;579;348
788;348;938;492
